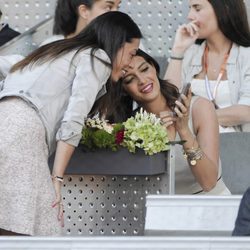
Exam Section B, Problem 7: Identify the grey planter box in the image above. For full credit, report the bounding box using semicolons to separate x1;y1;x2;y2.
49;147;168;175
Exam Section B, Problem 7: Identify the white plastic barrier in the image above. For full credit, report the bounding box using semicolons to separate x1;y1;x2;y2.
145;195;242;236
1;237;250;250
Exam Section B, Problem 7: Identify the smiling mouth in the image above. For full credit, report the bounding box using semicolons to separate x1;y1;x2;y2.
141;83;153;93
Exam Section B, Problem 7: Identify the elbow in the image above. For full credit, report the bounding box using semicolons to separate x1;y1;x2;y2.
200;178;217;192
202;183;216;192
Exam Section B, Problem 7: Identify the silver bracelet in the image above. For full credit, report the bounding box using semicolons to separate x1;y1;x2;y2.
170;55;184;60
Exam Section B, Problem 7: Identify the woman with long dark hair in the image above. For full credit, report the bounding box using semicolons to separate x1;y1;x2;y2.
165;0;250;132
116;49;230;195
0;11;142;236
41;0;121;45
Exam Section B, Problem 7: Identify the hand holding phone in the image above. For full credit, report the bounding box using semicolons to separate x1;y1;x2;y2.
178;83;191;104
173;83;191;116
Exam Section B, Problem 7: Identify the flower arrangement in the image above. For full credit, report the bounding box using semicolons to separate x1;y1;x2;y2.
80;109;170;155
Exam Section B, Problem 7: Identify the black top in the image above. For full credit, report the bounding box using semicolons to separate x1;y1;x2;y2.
0;24;20;46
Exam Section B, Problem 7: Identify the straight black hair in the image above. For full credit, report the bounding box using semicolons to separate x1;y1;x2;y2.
11;11;142;72
196;0;250;46
53;0;98;36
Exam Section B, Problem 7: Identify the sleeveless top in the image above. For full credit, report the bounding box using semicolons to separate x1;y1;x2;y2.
174;96;231;195
191;79;236;133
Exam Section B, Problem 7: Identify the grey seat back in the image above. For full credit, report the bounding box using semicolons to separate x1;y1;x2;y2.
220;132;250;194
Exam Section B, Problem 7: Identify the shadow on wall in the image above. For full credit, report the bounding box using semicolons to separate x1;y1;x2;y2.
155;56;168;79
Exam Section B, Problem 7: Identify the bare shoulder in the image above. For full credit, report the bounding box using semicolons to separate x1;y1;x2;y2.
192;96;215;115
191;96;217;132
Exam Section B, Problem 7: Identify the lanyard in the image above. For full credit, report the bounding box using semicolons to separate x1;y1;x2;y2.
203;44;231;106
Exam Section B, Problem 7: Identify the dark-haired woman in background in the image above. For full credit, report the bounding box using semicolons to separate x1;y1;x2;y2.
0;11;141;236
165;0;250;132
114;49;230;195
41;0;121;45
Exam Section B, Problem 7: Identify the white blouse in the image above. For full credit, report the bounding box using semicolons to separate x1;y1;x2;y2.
191;79;236;133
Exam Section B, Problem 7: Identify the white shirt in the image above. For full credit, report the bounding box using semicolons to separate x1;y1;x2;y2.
191;79;236;133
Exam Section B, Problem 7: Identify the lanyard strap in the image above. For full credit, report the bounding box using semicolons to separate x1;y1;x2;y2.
203;44;231;102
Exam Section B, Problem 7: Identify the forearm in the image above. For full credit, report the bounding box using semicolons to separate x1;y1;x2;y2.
216;105;250;127
164;47;185;89
179;128;218;191
52;140;75;177
164;60;182;89
164;21;199;88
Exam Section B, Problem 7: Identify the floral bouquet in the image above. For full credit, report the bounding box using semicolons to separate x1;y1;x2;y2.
80;109;170;156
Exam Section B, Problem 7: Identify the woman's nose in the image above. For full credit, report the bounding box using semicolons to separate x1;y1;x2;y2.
138;75;147;85
127;57;134;67
128;59;135;69
187;10;195;21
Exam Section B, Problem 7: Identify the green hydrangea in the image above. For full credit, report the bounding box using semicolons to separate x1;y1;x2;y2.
122;109;169;155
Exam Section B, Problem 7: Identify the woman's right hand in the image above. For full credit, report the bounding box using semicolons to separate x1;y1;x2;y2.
171;21;200;55
159;111;177;141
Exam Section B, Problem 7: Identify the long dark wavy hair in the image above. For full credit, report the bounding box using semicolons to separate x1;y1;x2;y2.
91;49;179;122
53;0;98;37
196;0;250;46
11;11;142;73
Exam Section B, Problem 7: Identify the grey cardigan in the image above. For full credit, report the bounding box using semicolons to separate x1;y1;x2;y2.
0;48;111;154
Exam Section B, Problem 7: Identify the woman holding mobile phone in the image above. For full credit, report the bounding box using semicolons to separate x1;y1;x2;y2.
109;49;230;195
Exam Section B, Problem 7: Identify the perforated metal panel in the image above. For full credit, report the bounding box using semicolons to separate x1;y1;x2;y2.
0;0;56;32
0;0;190;57
62;174;169;236
120;0;189;57
2;0;250;56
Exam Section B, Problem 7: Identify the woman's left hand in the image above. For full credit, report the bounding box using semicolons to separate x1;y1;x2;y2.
174;88;192;133
51;177;64;227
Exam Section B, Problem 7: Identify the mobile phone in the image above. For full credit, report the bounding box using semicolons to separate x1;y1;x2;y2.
178;83;191;103
173;83;191;116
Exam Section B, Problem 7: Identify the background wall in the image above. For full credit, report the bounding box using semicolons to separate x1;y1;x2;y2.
1;0;250;57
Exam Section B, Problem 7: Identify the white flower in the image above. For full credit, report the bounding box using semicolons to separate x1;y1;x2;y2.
85;117;113;134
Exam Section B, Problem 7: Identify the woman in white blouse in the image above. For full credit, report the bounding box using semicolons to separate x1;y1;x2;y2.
165;0;250;132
